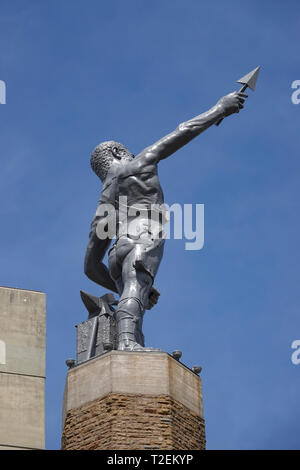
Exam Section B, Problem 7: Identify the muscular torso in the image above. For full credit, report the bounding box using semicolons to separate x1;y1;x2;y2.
118;159;164;207
99;159;167;239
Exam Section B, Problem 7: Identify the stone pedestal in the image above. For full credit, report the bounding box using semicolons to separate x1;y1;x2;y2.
61;351;205;450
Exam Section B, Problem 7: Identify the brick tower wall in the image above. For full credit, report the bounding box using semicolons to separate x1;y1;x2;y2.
61;351;206;450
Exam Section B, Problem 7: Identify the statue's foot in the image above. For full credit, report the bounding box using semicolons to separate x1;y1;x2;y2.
117;339;161;352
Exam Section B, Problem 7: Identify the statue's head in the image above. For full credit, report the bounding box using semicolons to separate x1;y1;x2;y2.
90;141;134;181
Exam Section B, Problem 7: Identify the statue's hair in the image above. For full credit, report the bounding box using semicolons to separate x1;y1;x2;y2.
90;141;126;181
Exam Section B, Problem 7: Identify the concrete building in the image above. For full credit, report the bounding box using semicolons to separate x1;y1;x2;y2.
0;286;46;450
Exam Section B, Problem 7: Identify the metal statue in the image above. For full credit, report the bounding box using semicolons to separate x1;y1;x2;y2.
82;67;260;353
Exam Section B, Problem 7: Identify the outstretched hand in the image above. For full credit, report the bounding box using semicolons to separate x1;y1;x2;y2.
147;286;160;310
218;91;248;117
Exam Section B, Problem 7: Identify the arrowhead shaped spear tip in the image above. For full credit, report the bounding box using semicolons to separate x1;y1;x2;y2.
237;65;260;91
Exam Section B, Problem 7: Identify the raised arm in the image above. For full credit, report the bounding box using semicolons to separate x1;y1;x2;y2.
136;91;247;164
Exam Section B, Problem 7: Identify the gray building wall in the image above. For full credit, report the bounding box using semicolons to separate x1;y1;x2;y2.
0;286;46;450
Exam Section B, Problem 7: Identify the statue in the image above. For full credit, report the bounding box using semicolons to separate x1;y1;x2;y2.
82;67;260;354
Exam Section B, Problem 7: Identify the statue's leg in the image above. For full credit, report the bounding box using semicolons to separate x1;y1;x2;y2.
115;246;153;351
109;235;164;350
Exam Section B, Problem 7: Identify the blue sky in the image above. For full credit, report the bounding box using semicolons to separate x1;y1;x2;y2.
1;0;300;450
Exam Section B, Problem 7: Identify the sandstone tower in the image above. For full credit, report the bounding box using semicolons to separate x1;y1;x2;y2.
61;350;205;450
